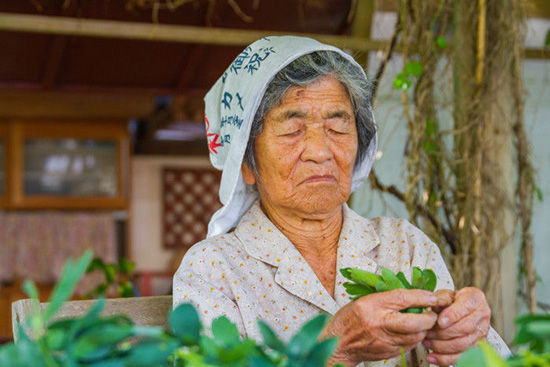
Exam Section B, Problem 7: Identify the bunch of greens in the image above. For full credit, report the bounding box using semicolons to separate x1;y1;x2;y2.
0;250;342;367
85;257;136;298
457;314;550;367
340;266;437;313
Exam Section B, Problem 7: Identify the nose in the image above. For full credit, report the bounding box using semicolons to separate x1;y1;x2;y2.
300;128;333;163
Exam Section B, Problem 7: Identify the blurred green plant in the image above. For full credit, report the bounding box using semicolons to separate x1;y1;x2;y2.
393;61;424;90
85;257;136;298
0;251;343;367
457;314;550;367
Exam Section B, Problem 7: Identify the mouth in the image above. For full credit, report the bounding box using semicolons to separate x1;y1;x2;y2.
301;174;337;184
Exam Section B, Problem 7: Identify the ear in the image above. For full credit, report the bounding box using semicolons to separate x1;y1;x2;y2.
241;163;257;186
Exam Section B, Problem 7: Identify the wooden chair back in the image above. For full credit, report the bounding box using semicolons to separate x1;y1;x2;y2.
11;295;173;342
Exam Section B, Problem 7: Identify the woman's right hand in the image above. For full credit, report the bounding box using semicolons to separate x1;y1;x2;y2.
322;289;441;367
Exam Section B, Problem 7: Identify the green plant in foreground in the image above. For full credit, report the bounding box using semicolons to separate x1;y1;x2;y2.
85;257;136;298
457;314;550;367
0;250;343;367
340;266;437;313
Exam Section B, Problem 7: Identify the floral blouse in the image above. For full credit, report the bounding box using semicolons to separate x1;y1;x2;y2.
173;201;510;367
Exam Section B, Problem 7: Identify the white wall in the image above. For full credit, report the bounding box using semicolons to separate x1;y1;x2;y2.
131;155;212;271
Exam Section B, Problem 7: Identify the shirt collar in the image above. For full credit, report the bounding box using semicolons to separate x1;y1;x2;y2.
234;201;382;313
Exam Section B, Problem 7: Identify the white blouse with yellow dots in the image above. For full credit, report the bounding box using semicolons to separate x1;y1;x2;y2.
173;200;510;367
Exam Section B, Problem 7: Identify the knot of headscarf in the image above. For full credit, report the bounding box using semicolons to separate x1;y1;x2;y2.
204;35;377;237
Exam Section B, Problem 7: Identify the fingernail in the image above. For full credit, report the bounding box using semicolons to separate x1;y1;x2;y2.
427;355;437;364
423;340;431;348
438;298;448;305
439;317;449;327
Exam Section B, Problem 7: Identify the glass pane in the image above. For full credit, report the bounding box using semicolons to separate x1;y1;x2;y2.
0;140;4;195
24;139;118;197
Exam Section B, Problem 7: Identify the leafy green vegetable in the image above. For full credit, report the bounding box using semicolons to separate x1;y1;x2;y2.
436;35;449;49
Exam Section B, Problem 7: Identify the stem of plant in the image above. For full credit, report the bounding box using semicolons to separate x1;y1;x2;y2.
400;347;407;367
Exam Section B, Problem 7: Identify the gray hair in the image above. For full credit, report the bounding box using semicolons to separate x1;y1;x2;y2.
243;50;376;173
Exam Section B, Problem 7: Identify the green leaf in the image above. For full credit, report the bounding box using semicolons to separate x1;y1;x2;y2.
436;35;449;49
536;187;544;202
375;280;389;292
124;339;180;367
381;267;404;290
340;268;381;288
72;323;134;361
303;338;339;367
393;73;410;90
343;282;376;297
286;314;328;359
211;316;241;347
396;272;413;289
545;29;550;47
118;281;134;298
258;320;286;352
421;269;437;291
22;280;39;300
87;258;106;274
423;140;439;153
478;341;508;367
424;119;437;138
405;61;423;77
457;346;486;367
118;258;136;276
412;267;424;288
218;339;258;364
104;263;116;283
170;303;201;345
44;250;94;322
0;339;45;367
402;307;425;314
199;336;220;358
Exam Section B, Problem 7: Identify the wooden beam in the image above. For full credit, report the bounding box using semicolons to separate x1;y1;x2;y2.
0;13;387;52
351;0;376;68
0;13;547;60
0;91;155;119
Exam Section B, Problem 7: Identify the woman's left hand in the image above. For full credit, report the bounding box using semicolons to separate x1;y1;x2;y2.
422;287;491;366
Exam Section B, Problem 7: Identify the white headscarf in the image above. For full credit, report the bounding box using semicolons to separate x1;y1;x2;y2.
204;35;377;237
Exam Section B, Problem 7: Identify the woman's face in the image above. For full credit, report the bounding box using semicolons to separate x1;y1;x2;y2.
242;76;358;217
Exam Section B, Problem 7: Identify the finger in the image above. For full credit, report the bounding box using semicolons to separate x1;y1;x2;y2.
432;289;454;313
427;311;488;340
375;289;439;311
388;331;428;347
423;333;479;354
437;287;487;328
385;311;437;334
427;353;460;366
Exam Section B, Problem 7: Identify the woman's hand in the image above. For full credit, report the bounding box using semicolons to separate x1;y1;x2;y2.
423;287;491;366
322;289;440;367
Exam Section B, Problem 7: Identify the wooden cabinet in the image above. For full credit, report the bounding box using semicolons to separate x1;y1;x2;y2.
0;120;129;209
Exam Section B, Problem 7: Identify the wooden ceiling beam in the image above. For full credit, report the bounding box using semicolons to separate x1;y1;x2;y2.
0;13;548;59
0;13;386;52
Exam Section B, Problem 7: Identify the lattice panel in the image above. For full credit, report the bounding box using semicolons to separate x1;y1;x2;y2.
162;167;222;249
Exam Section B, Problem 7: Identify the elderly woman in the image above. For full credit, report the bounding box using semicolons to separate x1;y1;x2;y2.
173;36;509;367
